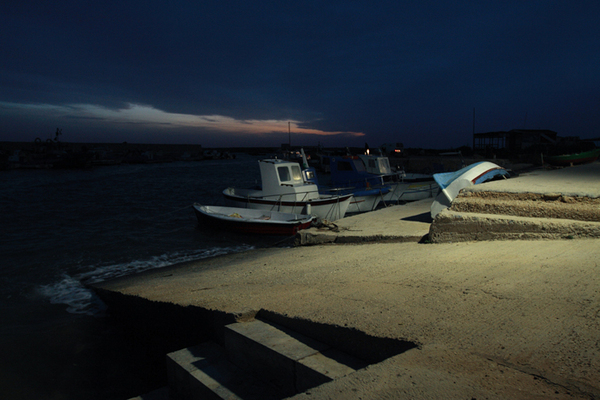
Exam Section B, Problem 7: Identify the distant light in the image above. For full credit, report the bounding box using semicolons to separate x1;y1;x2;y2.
394;149;402;153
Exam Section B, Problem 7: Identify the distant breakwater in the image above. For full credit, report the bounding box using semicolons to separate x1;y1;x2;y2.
0;140;482;173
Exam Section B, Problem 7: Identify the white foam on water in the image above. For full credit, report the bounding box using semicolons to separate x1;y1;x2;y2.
39;274;105;316
38;246;253;316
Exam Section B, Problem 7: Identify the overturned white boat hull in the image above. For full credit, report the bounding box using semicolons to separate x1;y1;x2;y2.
430;161;510;218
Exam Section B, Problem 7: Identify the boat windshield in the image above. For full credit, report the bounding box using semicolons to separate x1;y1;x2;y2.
380;158;391;174
278;166;290;182
278;165;303;184
291;165;302;181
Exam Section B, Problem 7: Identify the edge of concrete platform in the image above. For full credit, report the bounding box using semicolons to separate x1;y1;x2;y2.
429;209;600;243
463;161;600;198
295;199;434;246
425;163;600;243
295;230;428;245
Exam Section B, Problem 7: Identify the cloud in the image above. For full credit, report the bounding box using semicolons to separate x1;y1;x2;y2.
0;101;364;145
1;1;599;147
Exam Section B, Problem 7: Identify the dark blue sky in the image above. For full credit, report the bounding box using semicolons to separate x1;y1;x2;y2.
1;1;599;148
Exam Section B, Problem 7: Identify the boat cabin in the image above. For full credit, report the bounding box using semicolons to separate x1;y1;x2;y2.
258;159;319;200
329;156;385;188
358;155;393;175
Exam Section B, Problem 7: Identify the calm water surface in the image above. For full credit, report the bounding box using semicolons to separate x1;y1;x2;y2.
0;154;286;399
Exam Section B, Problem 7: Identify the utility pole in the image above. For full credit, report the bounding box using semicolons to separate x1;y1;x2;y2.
472;108;475;150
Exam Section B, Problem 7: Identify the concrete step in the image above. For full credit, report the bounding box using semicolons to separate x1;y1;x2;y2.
223;319;366;396
452;190;600;222
167;341;285;400
167;319;367;399
429;209;600;243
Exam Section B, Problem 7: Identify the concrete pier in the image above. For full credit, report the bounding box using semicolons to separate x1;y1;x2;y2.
92;162;600;400
430;162;600;242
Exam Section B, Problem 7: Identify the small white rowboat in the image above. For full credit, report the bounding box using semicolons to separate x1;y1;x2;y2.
193;203;315;236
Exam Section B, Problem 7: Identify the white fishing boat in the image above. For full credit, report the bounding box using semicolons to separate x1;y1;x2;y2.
358;154;438;203
381;174;438;203
320;186;389;214
193;204;314;235
326;155;391;213
223;159;352;221
430;161;511;218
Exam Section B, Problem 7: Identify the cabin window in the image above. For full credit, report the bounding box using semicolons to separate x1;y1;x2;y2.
381;158;391;173
278;165;303;183
368;159;376;169
277;166;290;182
290;165;302;181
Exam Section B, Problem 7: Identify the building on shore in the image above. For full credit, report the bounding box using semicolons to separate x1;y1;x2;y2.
473;129;558;154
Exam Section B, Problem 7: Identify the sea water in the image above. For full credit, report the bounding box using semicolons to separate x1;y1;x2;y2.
0;153;285;399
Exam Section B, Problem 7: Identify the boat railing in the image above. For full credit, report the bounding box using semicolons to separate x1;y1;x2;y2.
234;186;350;220
321;190;344;221
331;177;389;190
241;187;320;201
324;185;356;194
256;190;315;213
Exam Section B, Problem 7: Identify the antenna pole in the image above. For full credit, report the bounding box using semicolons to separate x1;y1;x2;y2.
472;108;475;149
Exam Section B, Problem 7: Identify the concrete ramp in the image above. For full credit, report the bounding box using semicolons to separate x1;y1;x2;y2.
296;197;434;245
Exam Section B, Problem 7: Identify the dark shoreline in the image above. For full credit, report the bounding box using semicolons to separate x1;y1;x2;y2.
0;140;493;174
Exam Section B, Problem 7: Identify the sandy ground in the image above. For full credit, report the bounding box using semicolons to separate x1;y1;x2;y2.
101;238;600;399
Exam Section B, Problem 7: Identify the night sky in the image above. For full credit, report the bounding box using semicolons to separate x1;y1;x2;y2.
2;1;599;149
